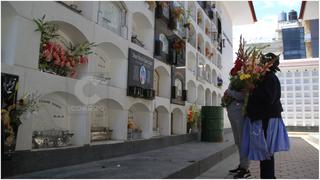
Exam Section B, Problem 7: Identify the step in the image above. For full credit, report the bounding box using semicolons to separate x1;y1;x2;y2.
2;133;197;177
8;132;237;179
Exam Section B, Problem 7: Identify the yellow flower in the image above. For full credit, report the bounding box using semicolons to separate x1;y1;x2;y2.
240;74;251;80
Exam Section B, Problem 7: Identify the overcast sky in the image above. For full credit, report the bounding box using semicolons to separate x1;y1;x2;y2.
232;0;302;57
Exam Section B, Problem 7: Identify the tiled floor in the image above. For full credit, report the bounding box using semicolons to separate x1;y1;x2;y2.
197;137;319;179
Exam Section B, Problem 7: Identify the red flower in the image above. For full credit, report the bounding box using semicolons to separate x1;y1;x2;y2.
54;59;60;66
79;56;88;64
230;68;238;76
65;61;71;69
42;50;52;62
70;70;77;78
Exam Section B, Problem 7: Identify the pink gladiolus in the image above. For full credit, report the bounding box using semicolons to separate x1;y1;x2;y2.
65;61;71;68
53;52;60;62
60;61;65;67
54;60;60;66
79;56;88;64
70;70;77;78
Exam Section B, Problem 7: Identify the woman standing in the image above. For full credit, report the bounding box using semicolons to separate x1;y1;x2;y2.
241;53;290;179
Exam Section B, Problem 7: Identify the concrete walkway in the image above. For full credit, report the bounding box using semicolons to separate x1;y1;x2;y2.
197;136;319;179
10;132;237;179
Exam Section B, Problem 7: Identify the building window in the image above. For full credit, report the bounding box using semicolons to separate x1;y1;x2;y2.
304;86;310;90
296;99;302;104
313;92;319;97
287;106;294;112
303;79;310;83
312;69;318;76
304;92;310;97
296;106;302;112
287;86;293;91
98;2;126;36
296;92;302;97
304;99;311;104
313;85;319;90
296;113;303;119
287;93;293;98
313;98;319;104
314;106;319;112
303;70;309;76
175;79;182;97
295;79;301;83
295;86;301;91
312;77;318;83
305;106;311;112
287;99;294;105
294;71;301;76
286;79;293;84
159;34;169;54
286;71;292;77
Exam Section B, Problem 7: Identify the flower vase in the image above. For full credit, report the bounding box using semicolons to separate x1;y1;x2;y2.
15;111;33;151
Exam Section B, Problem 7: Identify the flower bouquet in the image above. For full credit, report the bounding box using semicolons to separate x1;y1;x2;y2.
34;15;95;78
221;36;275;113
187;105;201;132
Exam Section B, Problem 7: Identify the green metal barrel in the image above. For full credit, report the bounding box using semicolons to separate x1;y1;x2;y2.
201;106;224;142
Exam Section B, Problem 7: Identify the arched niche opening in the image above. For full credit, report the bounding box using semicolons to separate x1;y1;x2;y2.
97;1;128;39
188;2;196;22
197;33;204;54
90;98;125;142
153;106;170;136
32;91;87;148
92;42;127;89
217;94;222;106
197;9;204;29
197;85;204;106
154;66;170;99
38;20;90;79
1;2;18;65
198;57;205;79
205;88;211;106
205;64;211;83
187;80;196;103
171;108;184;135
187;23;196;48
131;12;153;51
205;18;211;36
212;91;217;106
187;51;196;75
212;69;217;86
128;103;152;140
205;41;211;59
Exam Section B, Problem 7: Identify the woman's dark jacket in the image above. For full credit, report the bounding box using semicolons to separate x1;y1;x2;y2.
246;71;283;122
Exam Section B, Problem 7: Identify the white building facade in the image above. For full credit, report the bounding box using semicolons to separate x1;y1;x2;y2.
277;59;319;127
1;1;256;151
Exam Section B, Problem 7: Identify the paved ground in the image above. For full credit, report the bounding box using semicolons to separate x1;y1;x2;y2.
197;135;319;179
10;133;236;179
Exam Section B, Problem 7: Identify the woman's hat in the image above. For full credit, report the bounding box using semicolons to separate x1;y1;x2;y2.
261;52;281;72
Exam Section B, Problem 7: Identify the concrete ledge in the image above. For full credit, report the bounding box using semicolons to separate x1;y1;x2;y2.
8;131;236;179
286;126;319;132
3;133;197;177
166;144;237;178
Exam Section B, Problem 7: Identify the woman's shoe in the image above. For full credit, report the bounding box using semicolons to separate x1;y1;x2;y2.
229;165;241;174
233;169;251;179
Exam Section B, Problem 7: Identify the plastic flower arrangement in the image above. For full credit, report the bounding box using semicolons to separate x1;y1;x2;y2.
1;92;40;146
172;39;185;52
34;15;95;78
221;36;275;110
187;105;201;129
172;6;185;22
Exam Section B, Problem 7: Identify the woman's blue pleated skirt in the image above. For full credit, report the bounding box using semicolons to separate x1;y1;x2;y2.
241;117;290;161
